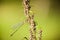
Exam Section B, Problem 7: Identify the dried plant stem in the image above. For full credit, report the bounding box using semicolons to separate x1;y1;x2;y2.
38;29;42;40
23;0;36;40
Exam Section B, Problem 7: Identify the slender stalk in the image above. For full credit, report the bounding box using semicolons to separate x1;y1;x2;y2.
38;29;42;40
23;0;36;40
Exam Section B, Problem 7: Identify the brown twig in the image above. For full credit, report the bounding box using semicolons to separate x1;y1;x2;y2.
38;29;42;40
23;0;36;40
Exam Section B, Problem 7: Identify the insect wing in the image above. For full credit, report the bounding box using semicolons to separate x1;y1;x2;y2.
11;21;24;30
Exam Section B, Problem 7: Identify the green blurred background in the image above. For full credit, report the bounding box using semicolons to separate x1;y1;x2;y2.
0;0;60;40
